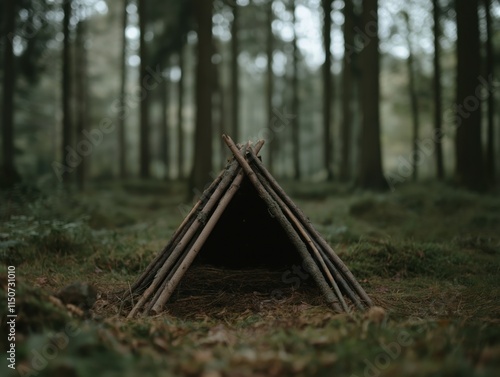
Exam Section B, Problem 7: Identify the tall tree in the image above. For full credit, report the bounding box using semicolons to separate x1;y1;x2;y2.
358;0;385;189
230;4;239;141
266;0;275;173
75;19;88;190
213;42;227;168
322;0;333;180
62;0;73;184
118;0;128;179
191;0;213;193
339;0;354;181
160;71;170;180
138;0;150;178
432;0;444;180
1;0;19;186
455;0;484;190
177;47;185;179
484;0;495;184
403;12;420;182
291;0;301;181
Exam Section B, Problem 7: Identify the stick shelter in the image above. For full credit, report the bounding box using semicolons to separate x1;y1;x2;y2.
127;136;372;318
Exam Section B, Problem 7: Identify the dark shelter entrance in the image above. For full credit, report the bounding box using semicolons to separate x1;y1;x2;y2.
195;176;302;270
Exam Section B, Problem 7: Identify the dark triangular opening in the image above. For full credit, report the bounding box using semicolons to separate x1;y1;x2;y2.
194;176;303;270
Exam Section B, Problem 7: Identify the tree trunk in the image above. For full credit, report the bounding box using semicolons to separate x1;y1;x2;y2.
118;0;128;179
177;48;185;179
1;0;19;187
358;0;385;189
160;71;169;180
75;20;88;190
62;0;73;185
432;0;444;180
190;0;213;194
230;4;239;142
484;0;495;184
339;0;354;182
455;0;484;190
403;12;420;182
291;0;301;181
322;0;333;181
212;41;226;168
266;1;275;173
138;0;150;178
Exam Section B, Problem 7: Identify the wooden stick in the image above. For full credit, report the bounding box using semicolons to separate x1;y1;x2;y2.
130;142;264;294
129;152;235;293
247;148;373;307
318;246;365;310
144;244;192;314
128;140;264;317
254;168;350;312
253;165;363;309
222;135;342;311
150;150;260;314
128;146;247;318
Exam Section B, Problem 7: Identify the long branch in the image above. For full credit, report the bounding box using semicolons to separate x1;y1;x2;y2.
223;135;342;311
247;148;373;307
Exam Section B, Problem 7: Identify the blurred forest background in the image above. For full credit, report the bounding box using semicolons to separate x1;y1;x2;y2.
1;0;499;193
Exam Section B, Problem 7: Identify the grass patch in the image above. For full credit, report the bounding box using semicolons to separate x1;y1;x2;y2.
340;239;479;280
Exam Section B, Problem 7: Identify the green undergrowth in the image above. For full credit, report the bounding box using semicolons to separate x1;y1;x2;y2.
0;181;499;376
340;238;499;282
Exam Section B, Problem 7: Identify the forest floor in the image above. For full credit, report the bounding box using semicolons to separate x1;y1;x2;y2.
0;180;499;377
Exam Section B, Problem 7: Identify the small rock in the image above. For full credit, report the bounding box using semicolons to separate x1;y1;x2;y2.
56;282;97;310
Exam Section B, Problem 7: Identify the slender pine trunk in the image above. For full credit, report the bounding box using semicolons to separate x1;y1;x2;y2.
266;1;275;173
432;0;444;180
62;0;73;185
177;48;185;179
118;0;128;179
1;0;19;186
291;0;301;181
230;4;239;142
484;0;495;184
322;0;333;181
403;12;420;182
340;0;354;181
75;20;88;190
190;0;214;194
358;0;385;189
139;0;150;178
